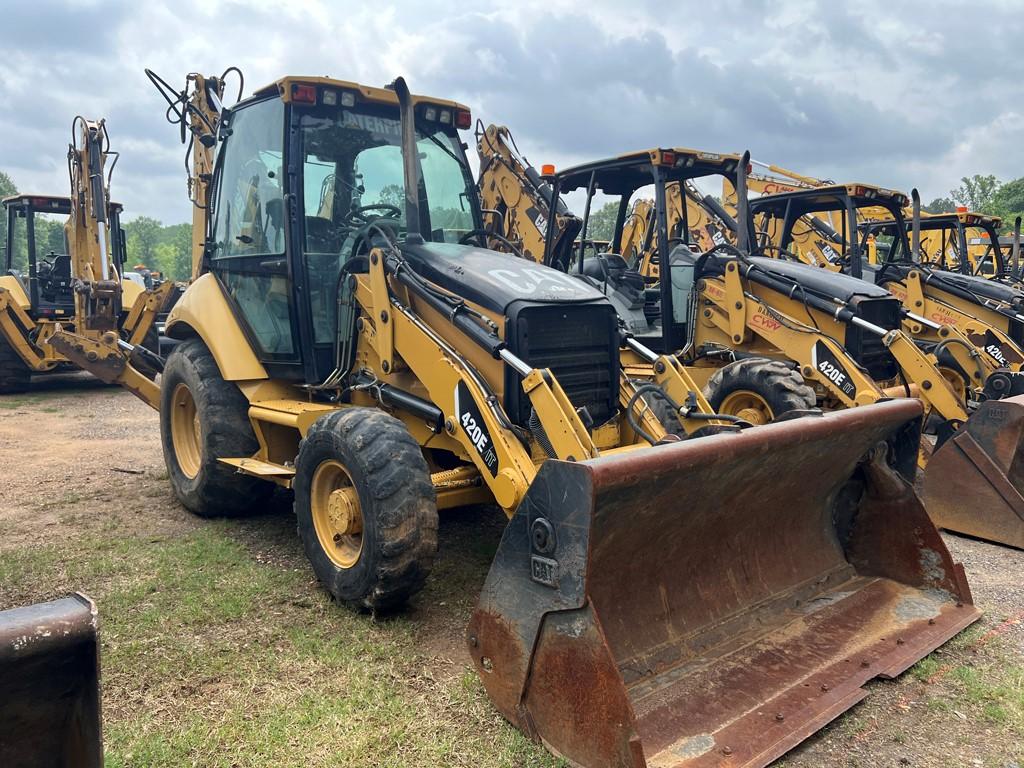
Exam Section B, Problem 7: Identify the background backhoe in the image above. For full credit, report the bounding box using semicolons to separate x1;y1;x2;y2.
496;142;1024;552
658;164;1024;549
0;119;171;393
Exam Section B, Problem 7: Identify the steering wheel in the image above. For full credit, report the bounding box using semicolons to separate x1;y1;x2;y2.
349;218;403;261
458;229;524;258
344;204;402;227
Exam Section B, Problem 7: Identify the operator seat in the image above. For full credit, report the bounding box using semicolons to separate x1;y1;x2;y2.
50;253;72;281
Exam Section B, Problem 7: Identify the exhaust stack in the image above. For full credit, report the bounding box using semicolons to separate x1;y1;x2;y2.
735;150;751;252
393;76;423;245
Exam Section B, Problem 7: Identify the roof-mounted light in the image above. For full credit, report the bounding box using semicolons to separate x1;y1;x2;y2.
292;84;316;104
424;106;437;121
322;90;338;106
455;109;472;129
439;109;452;125
340;91;356;108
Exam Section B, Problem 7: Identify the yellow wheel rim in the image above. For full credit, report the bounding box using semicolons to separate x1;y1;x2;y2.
939;367;968;404
310;459;363;569
170;382;202;479
719;390;775;426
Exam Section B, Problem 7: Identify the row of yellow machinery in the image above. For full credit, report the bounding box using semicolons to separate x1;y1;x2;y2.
6;66;1024;768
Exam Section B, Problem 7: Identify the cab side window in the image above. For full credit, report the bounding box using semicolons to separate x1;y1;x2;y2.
212;99;286;259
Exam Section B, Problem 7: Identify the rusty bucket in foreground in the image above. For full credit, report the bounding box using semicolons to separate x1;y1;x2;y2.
467;399;979;768
0;594;102;768
921;393;1024;549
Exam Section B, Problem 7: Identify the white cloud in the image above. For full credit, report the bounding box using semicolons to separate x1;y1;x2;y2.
0;0;1021;222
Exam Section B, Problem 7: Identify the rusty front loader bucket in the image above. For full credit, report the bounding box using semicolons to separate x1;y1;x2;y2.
468;400;978;768
0;594;102;768
921;394;1024;549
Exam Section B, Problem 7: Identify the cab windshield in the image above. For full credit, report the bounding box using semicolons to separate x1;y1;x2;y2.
6;203;70;274
300;102;477;343
301;104;475;254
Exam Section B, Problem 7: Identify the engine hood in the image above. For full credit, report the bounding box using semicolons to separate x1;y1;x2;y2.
693;250;892;303
400;242;608;314
925;269;1024;306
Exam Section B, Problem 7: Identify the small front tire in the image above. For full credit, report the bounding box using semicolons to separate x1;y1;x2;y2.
704;358;816;424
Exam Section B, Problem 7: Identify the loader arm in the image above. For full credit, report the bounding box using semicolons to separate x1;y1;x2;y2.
0;284;50;370
695;257;971;428
361;244;605;513
887;268;1024;371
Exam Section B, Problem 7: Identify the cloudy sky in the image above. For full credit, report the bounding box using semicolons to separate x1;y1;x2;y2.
1;0;1021;224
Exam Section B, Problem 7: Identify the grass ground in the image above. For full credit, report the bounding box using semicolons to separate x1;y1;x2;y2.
1;375;1022;767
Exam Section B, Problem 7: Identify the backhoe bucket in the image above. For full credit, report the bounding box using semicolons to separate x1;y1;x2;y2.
921;394;1024;549
468;400;977;768
0;594;102;768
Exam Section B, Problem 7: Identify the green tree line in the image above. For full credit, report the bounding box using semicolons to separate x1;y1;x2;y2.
924;174;1024;229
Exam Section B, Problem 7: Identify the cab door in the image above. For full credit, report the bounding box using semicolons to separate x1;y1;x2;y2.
208;96;302;377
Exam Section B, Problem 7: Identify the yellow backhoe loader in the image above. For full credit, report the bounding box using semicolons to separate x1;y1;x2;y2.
677;172;1024;548
537;148;1024;551
0;120;171;393
50;71;978;767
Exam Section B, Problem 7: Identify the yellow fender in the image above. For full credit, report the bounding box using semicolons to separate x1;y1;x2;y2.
165;273;266;381
0;275;30;309
121;279;144;310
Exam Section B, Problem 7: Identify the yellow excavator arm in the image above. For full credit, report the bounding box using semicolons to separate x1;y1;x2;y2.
475;123;581;265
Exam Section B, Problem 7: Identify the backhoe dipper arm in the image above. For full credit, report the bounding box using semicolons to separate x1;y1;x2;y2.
476;124;581;264
67;117;120;331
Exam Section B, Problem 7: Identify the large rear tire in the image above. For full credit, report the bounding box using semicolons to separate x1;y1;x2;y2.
159;338;273;516
0;336;31;394
294;408;438;612
704;358;816;424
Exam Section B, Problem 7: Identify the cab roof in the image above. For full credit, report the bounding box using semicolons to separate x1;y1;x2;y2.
861;211;1002;230
253;75;469;112
750;183;909;214
554;148;745;195
2;194;123;212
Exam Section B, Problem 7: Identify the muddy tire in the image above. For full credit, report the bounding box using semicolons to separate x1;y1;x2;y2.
159;338;272;516
0;336;31;394
704;358;816;424
294;408;438;612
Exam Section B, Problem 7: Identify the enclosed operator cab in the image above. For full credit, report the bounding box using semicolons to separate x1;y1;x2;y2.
200;77;480;386
3;194;128;323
